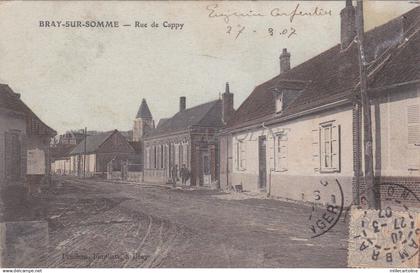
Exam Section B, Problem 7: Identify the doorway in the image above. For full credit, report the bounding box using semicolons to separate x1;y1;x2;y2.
258;136;267;190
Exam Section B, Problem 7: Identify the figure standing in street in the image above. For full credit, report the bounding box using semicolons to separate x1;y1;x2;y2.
180;164;190;186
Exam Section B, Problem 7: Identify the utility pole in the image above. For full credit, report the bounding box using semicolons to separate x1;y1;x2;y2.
356;0;377;209
83;127;87;179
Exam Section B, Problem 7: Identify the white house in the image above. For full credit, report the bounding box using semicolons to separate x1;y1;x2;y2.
219;3;420;207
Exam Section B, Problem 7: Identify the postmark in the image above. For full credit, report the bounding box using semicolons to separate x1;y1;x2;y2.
348;183;420;267
307;178;344;238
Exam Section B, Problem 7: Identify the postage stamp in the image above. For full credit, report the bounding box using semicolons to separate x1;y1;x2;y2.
0;0;419;269
348;182;420;267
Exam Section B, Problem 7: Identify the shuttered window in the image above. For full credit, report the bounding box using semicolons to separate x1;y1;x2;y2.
235;140;246;171
408;105;420;145
276;132;288;172
312;129;320;172
318;122;341;173
407;105;420;171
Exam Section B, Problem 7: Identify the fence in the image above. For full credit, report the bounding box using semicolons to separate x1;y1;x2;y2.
106;159;143;183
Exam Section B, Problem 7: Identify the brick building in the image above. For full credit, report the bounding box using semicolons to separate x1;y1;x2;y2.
143;84;234;186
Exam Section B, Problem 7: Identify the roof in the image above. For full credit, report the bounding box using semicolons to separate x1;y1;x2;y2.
0;84;56;136
51;144;77;160
128;141;142;154
227;6;420;129
70;130;115;155
136;99;152;119
146;100;224;138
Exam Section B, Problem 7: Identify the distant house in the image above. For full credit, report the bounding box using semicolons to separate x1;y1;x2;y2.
143;85;234;186
51;130;86;175
220;3;420;206
68;130;135;177
50;145;75;175
0;84;56;196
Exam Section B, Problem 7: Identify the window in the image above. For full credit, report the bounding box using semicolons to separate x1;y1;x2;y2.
318;123;340;172
275;92;283;113
183;142;188;166
179;144;183;166
145;147;150;169
276;132;288;171
160;144;164;169
153;146;157;169
235;140;246;170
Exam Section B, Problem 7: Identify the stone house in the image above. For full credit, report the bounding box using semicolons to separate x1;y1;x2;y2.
144;84;234;186
0;84;56;218
219;3;420;207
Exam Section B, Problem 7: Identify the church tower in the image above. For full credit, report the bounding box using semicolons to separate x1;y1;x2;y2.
133;98;154;142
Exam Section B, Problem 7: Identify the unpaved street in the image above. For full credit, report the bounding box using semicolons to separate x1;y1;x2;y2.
44;177;349;267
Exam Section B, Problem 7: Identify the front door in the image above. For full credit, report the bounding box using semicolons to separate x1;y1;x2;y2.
258;136;267;190
202;152;211;186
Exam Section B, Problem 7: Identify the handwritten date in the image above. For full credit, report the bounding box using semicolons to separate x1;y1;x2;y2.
226;25;297;40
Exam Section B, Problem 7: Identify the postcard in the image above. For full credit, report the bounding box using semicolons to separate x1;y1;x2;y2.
0;0;419;269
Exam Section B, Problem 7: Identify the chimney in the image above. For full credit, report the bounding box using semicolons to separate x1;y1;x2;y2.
179;96;186;112
279;48;291;73
340;0;356;50
222;82;234;124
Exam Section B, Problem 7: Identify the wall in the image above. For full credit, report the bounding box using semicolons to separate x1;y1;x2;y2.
52;158;71;175
0;109;26;185
230;106;355;206
26;135;51;184
373;85;420;177
143;133;190;185
371;84;420;206
96;132;135;174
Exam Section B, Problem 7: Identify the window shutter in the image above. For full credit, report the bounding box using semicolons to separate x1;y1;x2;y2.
279;138;288;171
20;134;26;179
4;132;12;182
331;125;341;171
240;141;247;169
407;105;420;145
312;129;320;172
407;105;420;171
269;137;274;170
235;142;239;170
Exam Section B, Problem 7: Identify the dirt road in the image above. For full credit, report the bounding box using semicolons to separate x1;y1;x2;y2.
44;177;349;267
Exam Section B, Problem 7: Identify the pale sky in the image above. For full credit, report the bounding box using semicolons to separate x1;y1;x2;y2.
0;1;416;134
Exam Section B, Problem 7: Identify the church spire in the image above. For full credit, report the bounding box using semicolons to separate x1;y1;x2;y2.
136;98;152;119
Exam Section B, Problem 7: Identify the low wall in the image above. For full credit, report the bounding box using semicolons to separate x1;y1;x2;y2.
127;172;143;183
0;221;48;267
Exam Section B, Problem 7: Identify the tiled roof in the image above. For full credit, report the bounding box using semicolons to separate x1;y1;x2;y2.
136;99;152;119
0;84;56;136
146;100;223;138
227;6;420;129
51;144;77;160
70;130;115;155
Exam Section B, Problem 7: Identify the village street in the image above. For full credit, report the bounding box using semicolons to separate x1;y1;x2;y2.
43;177;349;268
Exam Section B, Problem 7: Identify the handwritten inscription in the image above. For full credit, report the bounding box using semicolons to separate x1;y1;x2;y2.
206;3;333;24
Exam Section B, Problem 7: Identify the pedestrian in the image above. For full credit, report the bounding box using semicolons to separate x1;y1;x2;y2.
181;164;189;186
